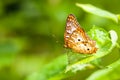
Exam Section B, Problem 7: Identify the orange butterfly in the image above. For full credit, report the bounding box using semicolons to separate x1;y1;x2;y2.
64;14;97;54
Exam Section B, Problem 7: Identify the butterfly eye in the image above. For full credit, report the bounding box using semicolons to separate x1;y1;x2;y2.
78;39;81;41
84;44;86;46
87;48;90;50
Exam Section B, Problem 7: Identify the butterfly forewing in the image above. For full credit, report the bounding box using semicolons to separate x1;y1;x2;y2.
64;14;97;54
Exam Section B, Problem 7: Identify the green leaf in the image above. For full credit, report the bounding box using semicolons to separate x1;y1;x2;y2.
26;55;67;80
87;58;120;80
76;3;118;23
65;26;118;72
116;14;120;21
26;27;118;80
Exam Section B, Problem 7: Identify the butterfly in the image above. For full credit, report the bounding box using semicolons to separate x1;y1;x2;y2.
64;14;97;54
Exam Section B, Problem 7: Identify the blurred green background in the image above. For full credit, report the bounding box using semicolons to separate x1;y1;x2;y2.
0;0;120;80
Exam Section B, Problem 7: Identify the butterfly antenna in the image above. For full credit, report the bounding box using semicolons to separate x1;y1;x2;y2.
50;33;64;47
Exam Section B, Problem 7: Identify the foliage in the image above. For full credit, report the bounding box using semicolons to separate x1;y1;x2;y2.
0;0;120;80
27;3;119;80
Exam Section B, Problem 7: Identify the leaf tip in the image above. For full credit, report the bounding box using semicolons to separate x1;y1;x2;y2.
109;30;118;45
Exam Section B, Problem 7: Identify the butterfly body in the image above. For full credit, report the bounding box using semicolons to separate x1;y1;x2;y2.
64;14;97;54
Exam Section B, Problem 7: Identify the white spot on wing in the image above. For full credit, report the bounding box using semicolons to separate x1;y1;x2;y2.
67;22;76;34
66;30;72;33
73;35;83;42
66;35;69;38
